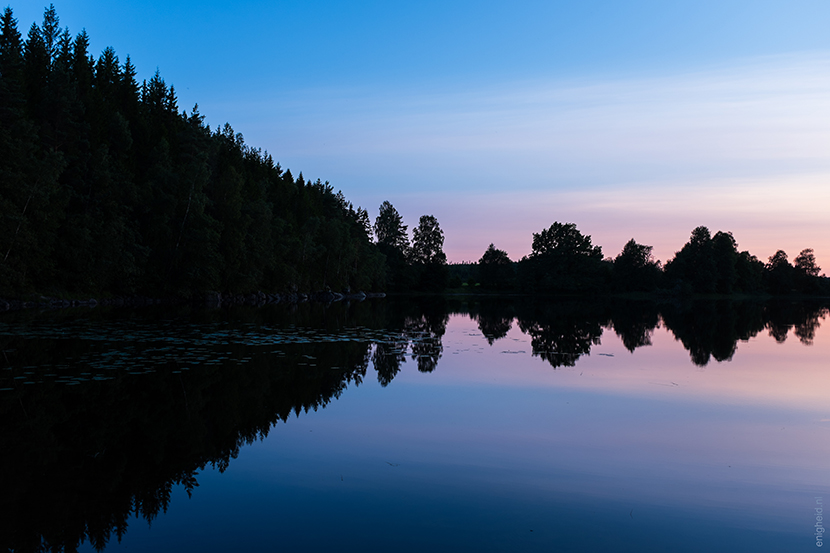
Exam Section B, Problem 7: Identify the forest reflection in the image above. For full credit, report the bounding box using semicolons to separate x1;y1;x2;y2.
1;297;827;552
467;298;827;368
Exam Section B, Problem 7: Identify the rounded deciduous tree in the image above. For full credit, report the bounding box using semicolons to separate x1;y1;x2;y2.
411;214;446;265
478;243;514;289
411;214;447;290
520;222;606;293
766;250;789;270
615;239;654;270
794;248;820;277
664;226;717;293
613;239;660;291
765;250;795;294
530;222;602;260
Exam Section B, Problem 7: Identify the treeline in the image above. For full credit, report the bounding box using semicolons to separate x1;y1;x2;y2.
464;223;829;296
0;6;389;297
3;7;826;300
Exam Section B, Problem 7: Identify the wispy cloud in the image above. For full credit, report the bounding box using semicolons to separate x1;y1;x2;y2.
245;53;830;188
223;53;830;265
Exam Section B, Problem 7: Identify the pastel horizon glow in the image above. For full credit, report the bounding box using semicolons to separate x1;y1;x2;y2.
419;313;830;412
16;1;830;269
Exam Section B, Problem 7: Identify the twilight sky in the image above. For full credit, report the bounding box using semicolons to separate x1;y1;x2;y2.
15;1;830;268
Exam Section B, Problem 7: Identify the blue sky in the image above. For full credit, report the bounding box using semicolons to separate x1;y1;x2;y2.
13;1;830;266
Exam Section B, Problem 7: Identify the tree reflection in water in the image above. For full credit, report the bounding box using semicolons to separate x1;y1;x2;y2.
0;305;374;553
0;297;827;552
516;302;605;368
469;299;516;345
369;297;449;383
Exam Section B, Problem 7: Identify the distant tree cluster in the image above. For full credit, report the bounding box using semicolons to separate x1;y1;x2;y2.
459;223;827;297
372;201;448;291
0;6;386;297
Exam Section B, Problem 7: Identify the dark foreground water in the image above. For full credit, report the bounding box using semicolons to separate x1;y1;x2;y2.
1;298;829;553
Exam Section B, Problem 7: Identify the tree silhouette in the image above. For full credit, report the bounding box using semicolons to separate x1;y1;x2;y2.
478;244;515;290
356;207;373;241
411;214;446;265
371;201;412;290
794;249;820;277
530;222;603;259
765;250;795;294
613;239;661;291
410;214;448;291
664;226;717;293
711;231;739;294
374;201;409;253
519;222;607;293
735;251;765;293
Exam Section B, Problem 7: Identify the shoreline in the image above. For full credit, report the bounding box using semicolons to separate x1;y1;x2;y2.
0;290;387;312
3;288;829;313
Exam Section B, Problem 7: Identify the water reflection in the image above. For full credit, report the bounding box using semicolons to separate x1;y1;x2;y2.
468;299;516;344
368;299;449;384
515;302;606;368
0;297;828;552
0;311;373;553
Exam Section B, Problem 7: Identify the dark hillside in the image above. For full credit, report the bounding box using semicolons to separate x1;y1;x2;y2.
0;6;385;298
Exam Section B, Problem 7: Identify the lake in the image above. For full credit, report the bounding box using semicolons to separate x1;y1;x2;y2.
1;297;828;552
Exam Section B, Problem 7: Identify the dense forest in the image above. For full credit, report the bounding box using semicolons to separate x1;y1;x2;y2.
1;6;827;301
0;6;394;297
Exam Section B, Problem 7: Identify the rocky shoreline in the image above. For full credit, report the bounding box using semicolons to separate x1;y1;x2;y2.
0;290;385;312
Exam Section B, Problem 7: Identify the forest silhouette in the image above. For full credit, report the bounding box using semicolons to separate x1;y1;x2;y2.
469;224;829;297
1;6;828;301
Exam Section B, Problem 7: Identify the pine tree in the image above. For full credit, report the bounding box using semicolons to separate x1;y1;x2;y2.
0;7;24;83
40;4;59;64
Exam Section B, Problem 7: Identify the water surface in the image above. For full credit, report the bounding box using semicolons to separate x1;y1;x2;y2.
1;298;828;552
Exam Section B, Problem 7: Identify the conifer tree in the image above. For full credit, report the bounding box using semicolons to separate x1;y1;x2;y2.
0;7;24;82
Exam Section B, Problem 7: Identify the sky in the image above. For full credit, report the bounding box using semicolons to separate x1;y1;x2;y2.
13;1;830;268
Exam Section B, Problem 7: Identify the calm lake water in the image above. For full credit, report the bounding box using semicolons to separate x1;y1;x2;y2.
1;298;829;552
